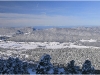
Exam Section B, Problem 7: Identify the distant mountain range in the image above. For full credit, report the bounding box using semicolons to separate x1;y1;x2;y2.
0;27;100;42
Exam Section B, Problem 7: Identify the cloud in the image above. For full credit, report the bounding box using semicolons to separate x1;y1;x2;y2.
0;13;99;27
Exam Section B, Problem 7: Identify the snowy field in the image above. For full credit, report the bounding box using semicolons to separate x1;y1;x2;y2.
0;39;99;50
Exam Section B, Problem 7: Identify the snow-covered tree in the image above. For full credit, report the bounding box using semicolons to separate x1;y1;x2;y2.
0;57;28;74
36;54;54;74
82;60;95;74
66;60;81;74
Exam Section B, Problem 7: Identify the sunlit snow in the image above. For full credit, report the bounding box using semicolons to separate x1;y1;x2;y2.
80;39;97;42
0;40;99;49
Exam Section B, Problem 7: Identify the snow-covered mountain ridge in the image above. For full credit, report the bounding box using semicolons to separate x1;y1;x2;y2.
1;27;100;42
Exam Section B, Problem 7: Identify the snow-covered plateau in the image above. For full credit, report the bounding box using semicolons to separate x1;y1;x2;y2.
0;40;99;49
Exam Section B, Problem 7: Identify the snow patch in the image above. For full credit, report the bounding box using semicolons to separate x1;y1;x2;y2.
28;68;36;74
0;41;99;50
80;39;97;42
57;68;65;74
0;35;12;37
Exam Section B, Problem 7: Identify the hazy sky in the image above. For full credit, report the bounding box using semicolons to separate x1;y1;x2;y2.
0;1;100;27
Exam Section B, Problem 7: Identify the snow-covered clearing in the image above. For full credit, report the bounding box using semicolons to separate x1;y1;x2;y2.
0;35;12;37
80;39;97;42
0;40;99;49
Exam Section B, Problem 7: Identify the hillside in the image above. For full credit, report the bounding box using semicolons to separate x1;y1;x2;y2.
0;27;100;42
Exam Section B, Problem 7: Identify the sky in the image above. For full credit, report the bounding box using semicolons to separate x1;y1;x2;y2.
0;1;100;27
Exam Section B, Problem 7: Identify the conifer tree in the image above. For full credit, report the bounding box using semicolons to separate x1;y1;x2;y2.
36;54;54;74
82;60;95;74
66;60;81;74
